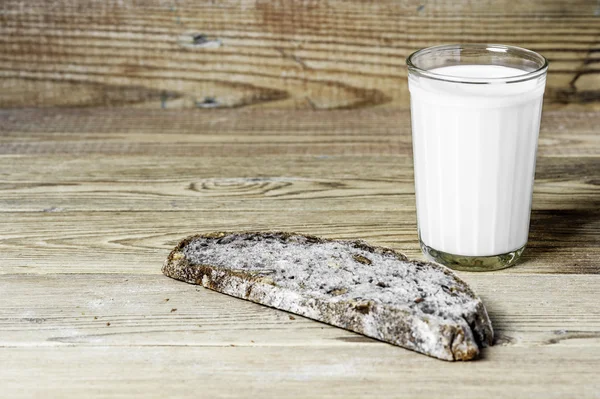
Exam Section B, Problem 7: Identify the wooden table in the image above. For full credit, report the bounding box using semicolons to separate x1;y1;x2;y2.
1;107;599;398
1;0;600;396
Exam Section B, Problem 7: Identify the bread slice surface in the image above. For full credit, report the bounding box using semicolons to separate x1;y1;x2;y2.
163;231;493;361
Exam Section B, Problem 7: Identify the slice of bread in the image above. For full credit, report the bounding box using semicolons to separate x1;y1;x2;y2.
163;232;493;361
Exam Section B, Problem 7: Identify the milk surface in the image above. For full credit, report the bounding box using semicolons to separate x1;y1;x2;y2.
409;65;546;256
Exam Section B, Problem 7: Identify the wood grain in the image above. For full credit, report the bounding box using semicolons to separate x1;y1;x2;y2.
0;156;596;212
0;208;598;275
0;101;599;396
0;108;597;277
1;274;599;398
2;345;599;399
1;0;599;110
1;109;599;157
2;273;599;346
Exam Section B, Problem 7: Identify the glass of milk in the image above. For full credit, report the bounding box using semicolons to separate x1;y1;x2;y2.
407;44;548;271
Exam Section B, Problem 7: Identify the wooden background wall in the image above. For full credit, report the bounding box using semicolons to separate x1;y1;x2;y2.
1;0;598;110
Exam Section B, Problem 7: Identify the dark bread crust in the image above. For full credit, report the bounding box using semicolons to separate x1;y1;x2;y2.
163;231;493;361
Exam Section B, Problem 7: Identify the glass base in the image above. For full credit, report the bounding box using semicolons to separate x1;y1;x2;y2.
420;240;525;272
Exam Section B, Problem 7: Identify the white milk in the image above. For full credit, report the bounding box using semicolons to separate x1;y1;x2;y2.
409;65;546;256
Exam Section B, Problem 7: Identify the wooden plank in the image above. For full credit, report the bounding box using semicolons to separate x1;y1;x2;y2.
1;274;599;398
1;109;599;157
0;154;596;184
0;210;598;275
0;156;596;212
1;345;598;399
2;273;599;346
0;1;598;110
3;0;598;16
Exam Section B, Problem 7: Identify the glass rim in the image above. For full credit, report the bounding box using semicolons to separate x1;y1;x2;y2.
406;44;549;85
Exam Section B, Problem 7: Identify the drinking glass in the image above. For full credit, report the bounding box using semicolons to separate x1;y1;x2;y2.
406;44;548;271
